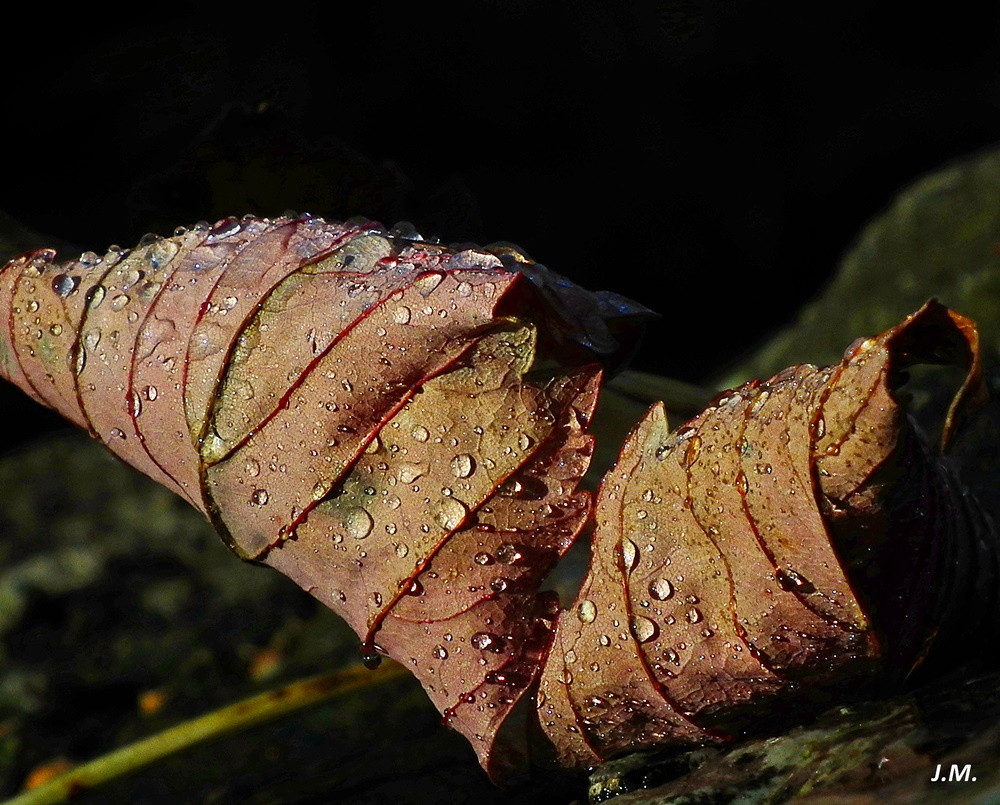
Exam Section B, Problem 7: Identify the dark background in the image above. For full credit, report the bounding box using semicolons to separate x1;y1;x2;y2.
2;3;999;451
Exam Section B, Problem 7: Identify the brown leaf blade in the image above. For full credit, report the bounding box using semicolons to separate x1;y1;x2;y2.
539;300;992;766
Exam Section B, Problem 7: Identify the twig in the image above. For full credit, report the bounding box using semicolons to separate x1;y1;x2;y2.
4;662;410;805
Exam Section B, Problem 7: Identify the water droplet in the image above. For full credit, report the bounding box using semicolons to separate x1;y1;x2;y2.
776;568;811;592
736;471;749;496
110;294;130;312
621;537;639;572
395;542;409;558
52;274;80;297
411;425;430;442
471;632;502;652
815;417;826;439
517;433;533;451
665;647;680;665
496;544;523;564
87;285;106;309
685;607;703;624
434;497;467;531
344;507;374;539
474;551;493;565
398;462;424;483
631;615;658;643
682;434;702;467
109;428;126;441
245;458;261;477
433;645;449;660
392;305;412;324
455;281;473;297
130;390;142;418
251;489;269;506
26;300;39;313
48;323;63;336
649;578;674;600
578;599;597;623
82;328;101;350
490;577;508;593
414;272;444;295
450;453;474;478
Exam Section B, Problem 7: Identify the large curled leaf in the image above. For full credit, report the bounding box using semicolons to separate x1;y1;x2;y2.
0;215;630;778
537;300;997;767
1;216;995;784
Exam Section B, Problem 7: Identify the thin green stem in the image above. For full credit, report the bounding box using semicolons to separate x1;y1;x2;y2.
4;662;410;805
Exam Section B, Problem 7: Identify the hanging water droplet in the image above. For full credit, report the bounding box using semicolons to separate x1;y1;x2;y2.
577;599;597;623
631;615;658;643
251;489;269;506
343;507;374;539
392;305;412;324
434;497;467;531
649;578;674;600
450;453;474;478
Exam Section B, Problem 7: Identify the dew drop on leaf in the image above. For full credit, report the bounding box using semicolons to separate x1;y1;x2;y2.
450;453;474;478
621;537;639;573
578;599;597;623
434;497;467;531
631;615;658;643
343;507;374;539
496;543;523;564
649;578;674;600
251;489;269;506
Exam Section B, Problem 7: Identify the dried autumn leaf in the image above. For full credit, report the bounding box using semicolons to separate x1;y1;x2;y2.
0;215;634;779
1;215;995;783
537;300;996;767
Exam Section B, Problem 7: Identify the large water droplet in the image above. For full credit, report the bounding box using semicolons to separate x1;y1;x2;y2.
344;507;374;539
577;599;597;623
631;615;658;643
251;489;269;506
434;497;467;531
52;274;80;297
450;453;474;478
621;537;639;573
87;285;106;309
398;462;425;483
410;425;430;442
392;305;412;324
649;578;674;601
496;544;523;564
470;632;503;652
414;272;444;296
